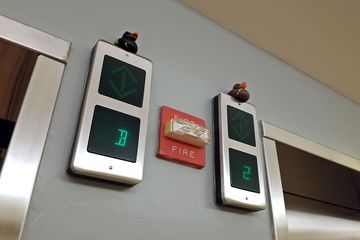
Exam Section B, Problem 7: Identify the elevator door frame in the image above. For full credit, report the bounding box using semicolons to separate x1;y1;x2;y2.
0;15;71;240
261;121;360;240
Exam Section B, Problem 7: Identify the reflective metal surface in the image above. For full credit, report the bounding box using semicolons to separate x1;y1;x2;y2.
214;93;266;210
0;14;70;240
277;142;360;211
261;121;360;240
262;121;360;172
70;40;152;184
262;138;288;240
285;193;360;240
0;15;70;63
0;56;65;240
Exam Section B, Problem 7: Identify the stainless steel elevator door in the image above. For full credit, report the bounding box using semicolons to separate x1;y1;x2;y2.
285;193;360;240
276;143;360;240
262;121;360;240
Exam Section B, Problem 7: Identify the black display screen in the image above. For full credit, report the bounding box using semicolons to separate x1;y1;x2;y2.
87;105;140;162
227;105;256;147
99;55;146;107
229;148;260;193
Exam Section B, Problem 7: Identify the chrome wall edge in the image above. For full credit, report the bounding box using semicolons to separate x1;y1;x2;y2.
262;138;288;240
260;121;360;172
0;14;71;63
0;56;65;240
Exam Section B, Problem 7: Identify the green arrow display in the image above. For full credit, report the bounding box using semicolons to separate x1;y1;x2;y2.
227;105;256;146
99;55;146;107
107;66;138;99
231;112;251;141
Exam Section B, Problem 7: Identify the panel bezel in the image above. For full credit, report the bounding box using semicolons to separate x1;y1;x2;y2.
70;40;152;185
215;93;266;210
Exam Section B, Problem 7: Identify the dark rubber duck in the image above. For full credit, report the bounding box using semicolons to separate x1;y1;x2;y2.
115;31;139;54
228;82;250;102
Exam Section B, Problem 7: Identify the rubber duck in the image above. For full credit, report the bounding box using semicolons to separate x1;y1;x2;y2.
115;31;139;54
228;81;250;102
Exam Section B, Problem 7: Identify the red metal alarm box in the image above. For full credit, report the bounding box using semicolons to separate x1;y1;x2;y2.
157;106;206;168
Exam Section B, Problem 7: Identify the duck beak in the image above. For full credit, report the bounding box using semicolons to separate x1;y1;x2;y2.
131;32;139;40
240;81;247;89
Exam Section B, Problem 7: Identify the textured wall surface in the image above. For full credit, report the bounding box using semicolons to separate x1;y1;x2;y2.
1;0;360;239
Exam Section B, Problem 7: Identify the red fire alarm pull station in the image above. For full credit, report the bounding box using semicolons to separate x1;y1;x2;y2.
157;106;209;168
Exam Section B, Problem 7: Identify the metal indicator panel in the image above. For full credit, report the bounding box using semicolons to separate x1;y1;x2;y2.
70;40;152;185
214;93;265;210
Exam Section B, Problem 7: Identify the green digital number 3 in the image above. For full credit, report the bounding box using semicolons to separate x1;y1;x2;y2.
242;165;251;181
115;129;128;147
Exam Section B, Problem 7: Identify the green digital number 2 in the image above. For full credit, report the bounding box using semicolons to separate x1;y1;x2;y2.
242;165;251;181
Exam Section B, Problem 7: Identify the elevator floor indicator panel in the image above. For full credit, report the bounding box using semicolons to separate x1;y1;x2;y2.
70;40;152;185
214;93;265;210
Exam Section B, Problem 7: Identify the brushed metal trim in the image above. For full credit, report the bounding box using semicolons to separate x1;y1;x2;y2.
285;193;360;240
0;56;65;240
0;14;71;63
215;93;266;210
261;121;360;240
261;121;360;172
262;138;288;240
70;40;152;185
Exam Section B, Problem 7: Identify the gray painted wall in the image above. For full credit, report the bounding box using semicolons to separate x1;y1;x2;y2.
1;0;360;239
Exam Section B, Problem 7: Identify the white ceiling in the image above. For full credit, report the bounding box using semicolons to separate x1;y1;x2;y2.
182;0;360;104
